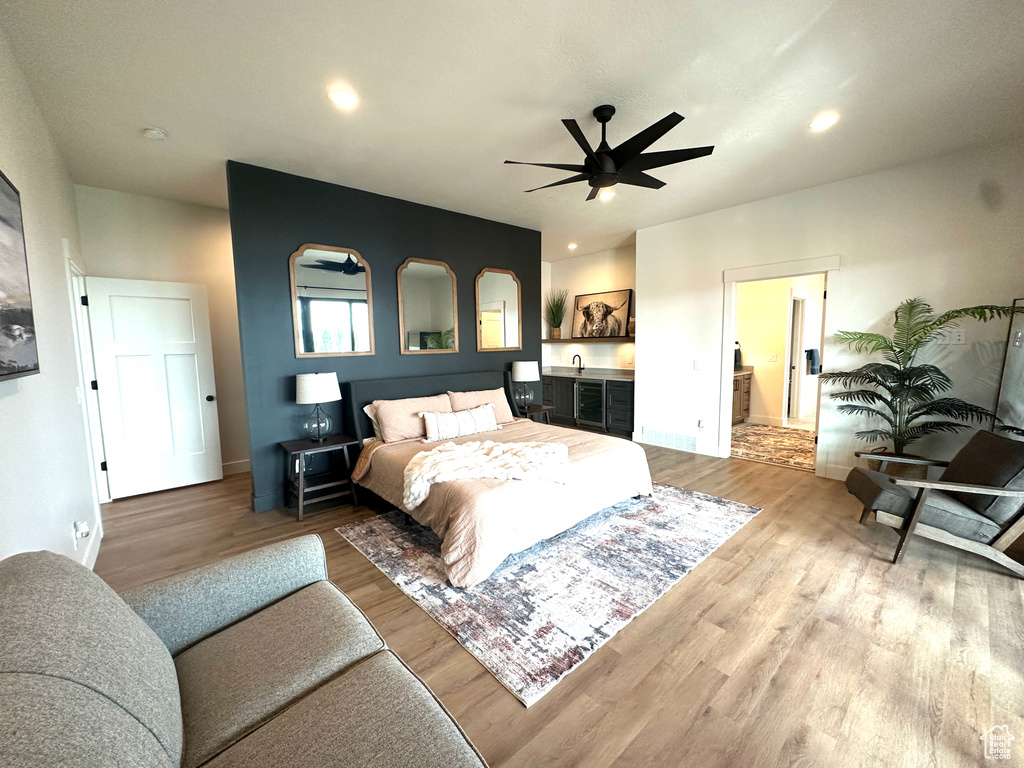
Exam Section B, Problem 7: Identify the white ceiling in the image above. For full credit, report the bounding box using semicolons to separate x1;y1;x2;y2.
4;0;1024;262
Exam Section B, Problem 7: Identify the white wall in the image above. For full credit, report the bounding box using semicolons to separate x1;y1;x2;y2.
0;29;100;565
636;138;1024;478
541;245;636;370
74;186;250;474
735;278;790;423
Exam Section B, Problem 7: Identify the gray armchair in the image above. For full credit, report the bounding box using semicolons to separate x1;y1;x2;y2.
846;430;1024;577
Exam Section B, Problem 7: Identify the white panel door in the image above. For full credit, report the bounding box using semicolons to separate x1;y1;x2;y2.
86;277;223;498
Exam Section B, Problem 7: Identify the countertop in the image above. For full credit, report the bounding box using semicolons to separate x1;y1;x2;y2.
733;366;754;377
543;366;635;381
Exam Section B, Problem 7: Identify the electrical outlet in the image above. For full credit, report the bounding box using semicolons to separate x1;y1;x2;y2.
693;359;702;371
767;353;778;362
939;329;966;345
72;520;90;551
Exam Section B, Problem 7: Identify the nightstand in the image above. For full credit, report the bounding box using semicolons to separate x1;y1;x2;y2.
279;434;360;521
523;404;555;424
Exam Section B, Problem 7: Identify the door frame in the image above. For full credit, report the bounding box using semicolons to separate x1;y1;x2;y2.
63;240;110;520
720;255;840;476
784;295;804;424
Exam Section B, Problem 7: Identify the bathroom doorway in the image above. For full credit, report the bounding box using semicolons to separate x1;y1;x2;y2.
729;273;825;471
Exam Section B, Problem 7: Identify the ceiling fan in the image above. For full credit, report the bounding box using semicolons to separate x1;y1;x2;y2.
308;256;365;275
505;105;714;201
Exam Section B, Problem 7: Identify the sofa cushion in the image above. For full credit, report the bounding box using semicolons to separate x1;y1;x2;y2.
174;580;385;768
847;468;1002;543
940;430;1024;525
0;552;182;766
204;650;487;768
0;673;172;768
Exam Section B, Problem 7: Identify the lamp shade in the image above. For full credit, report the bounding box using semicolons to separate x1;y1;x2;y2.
296;373;341;405
511;361;540;382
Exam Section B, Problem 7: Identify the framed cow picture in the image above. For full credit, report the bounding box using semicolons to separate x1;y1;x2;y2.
0;169;39;382
571;289;632;339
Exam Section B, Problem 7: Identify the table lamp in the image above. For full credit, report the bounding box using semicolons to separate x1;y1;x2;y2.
296;373;341;442
511;360;540;409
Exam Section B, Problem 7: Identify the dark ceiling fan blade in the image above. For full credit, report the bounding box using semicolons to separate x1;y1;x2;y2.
608;112;684;168
525;173;589;193
310;257;365;274
617;170;666;189
627;145;715;171
586;186;600;201
504;160;588;173
561;119;600;164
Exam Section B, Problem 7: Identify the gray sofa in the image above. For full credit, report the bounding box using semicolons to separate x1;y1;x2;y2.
0;535;487;768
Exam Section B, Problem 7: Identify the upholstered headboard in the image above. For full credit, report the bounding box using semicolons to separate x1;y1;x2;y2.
342;370;520;444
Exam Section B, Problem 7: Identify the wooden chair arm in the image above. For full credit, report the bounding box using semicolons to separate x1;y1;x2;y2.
854;452;949;467
888;477;1024;497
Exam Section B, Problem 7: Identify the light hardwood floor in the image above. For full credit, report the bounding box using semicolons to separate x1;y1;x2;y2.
94;447;1024;768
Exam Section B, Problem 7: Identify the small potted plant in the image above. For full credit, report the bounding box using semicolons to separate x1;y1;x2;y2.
820;297;1021;476
545;289;568;339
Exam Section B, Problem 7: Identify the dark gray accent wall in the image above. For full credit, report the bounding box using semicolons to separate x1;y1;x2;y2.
226;161;542;512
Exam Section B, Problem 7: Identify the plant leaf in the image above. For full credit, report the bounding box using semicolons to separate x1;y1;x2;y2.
908;397;995;422
836;404;895;426
854;429;894;443
833;331;899;363
830;389;890;405
899;422;974;443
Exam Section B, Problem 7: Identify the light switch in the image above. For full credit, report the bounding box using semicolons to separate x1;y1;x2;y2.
767;353;778;362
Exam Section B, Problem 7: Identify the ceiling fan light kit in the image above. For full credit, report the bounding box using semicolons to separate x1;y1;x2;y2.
506;104;714;201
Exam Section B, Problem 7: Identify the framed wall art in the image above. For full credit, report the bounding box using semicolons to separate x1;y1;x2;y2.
571;289;632;339
0;169;39;381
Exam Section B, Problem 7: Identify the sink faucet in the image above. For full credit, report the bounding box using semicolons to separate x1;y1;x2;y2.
572;354;584;374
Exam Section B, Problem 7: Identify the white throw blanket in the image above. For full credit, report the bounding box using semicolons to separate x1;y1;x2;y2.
403;440;570;510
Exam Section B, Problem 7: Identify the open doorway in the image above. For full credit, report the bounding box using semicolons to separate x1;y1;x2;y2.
730;273;825;471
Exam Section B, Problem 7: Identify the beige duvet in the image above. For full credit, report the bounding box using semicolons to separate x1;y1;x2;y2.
352;420;653;588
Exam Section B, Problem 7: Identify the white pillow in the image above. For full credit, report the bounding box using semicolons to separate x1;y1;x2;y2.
420;404;501;442
362;403;383;441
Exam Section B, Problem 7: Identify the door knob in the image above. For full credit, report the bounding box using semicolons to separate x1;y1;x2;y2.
206;395;216;402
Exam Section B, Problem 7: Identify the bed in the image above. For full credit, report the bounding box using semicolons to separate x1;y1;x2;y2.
342;371;653;588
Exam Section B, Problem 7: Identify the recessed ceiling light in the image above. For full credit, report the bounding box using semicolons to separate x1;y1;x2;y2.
328;86;358;110
809;111;840;132
567;243;578;251
598;189;616;202
141;126;168;141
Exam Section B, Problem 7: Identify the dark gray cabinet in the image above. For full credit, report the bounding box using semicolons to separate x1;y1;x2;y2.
549;377;575;424
605;380;634;437
541;375;634;437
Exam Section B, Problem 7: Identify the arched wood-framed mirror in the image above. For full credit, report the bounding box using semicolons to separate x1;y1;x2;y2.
475;268;522;352
397;257;459;354
289;244;375;358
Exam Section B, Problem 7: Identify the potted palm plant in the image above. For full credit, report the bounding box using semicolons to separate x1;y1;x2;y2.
821;297;1021;474
545;289;568;339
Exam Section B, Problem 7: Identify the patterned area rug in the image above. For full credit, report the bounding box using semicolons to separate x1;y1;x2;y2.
731;423;816;471
336;483;760;706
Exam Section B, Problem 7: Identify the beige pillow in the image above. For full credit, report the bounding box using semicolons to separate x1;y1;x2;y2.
448;388;514;424
373;394;452;442
421;405;501;442
362;403;383;441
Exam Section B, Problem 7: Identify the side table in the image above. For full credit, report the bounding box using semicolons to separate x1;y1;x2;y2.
523;404;555;424
279;434;360;521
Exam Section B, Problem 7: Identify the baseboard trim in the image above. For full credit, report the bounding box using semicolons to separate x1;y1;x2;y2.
223;459;251;476
823;464;853;481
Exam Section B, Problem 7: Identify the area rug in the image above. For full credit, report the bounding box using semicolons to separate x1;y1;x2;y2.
336;483;760;706
731;423;815;470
